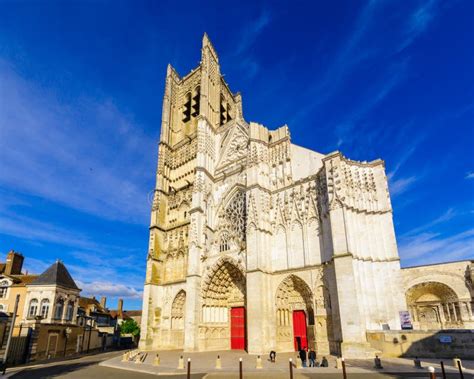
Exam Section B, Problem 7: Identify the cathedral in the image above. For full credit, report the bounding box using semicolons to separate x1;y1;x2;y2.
140;35;474;358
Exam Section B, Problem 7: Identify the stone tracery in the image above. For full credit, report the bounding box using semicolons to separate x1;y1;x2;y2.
171;290;186;329
215;190;247;252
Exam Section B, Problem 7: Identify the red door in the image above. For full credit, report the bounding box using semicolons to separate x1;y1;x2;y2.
292;310;308;351
230;307;246;350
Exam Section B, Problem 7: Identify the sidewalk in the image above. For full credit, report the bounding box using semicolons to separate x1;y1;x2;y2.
100;349;474;377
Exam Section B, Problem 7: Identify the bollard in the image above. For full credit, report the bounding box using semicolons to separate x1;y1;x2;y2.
456;358;464;379
239;357;243;379
296;355;302;369
414;357;422;369
341;358;347;379
153;354;160;366
428;366;436;379
336;357;343;369
256;355;262;369
187;358;191;379
440;361;446;379
178;355;184;369
289;358;293;379
122;352;128;362
135;353;142;364
215;355;222;369
374;355;383;369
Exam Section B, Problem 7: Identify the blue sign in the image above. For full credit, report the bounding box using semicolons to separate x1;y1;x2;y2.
439;336;452;344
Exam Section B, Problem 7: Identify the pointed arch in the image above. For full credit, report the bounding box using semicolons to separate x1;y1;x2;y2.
275;275;315;350
201;256;246;308
171;290;186;329
200;257;246;350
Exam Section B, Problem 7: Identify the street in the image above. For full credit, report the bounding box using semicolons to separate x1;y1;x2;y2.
9;351;204;379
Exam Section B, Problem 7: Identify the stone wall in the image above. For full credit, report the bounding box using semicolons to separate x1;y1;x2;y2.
367;330;474;359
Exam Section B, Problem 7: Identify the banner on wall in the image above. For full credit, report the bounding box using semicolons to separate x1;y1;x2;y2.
399;311;413;330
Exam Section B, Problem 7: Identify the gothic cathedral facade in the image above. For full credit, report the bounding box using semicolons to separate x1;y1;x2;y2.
140;35;409;358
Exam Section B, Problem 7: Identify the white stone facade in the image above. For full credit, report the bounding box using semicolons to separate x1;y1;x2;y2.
139;35;411;358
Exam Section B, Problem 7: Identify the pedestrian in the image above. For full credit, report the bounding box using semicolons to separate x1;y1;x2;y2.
269;350;276;362
308;348;316;367
299;347;307;367
321;356;328;367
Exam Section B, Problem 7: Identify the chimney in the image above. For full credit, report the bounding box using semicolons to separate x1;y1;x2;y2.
118;298;123;317
5;250;24;275
100;296;107;309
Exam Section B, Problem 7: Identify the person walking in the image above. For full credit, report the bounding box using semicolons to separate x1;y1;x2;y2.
269;350;276;362
299;347;307;367
308;348;316;367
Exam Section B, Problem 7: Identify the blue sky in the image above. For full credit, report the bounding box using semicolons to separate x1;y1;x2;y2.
0;0;473;310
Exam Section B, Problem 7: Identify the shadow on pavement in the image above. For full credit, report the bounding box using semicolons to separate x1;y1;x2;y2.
11;361;98;379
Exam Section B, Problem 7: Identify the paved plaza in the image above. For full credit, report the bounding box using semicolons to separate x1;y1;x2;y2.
2;350;473;378
101;349;474;378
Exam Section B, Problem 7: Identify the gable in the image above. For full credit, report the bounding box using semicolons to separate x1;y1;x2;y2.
216;124;249;170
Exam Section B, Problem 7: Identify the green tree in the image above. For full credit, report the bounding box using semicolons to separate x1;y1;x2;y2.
119;318;140;337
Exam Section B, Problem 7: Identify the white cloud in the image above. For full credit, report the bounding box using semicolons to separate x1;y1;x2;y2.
399;228;474;266
235;10;271;56
397;0;439;53
77;280;143;300
465;172;474;179
0;60;155;225
388;175;418;197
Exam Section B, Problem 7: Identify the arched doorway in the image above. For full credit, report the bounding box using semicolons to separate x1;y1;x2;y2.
406;282;463;329
275;275;314;351
200;258;246;350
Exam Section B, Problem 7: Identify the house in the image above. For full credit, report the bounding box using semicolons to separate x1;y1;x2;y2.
78;296;115;335
22;260;80;325
110;299;142;326
0;250;38;325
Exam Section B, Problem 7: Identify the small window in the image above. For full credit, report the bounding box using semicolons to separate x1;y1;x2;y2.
40;299;50;318
66;301;74;321
28;299;38;318
219;231;230;252
54;298;64;320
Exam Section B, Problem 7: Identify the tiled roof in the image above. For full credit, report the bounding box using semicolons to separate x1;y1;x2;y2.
30;260;79;290
10;274;39;286
109;309;142;320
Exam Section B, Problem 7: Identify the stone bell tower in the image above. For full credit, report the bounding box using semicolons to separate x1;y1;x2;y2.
140;34;244;350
